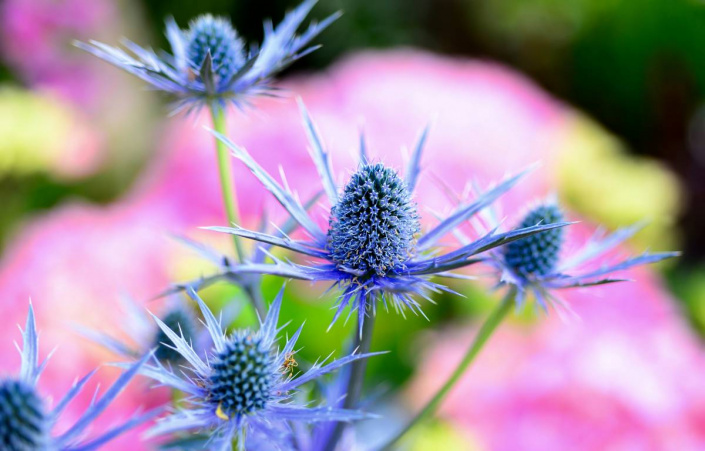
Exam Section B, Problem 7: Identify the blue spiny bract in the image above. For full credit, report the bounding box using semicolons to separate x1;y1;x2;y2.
328;164;420;277
153;308;196;364
7;304;155;450
0;379;47;451
209;334;276;418
504;204;564;277
186;15;245;83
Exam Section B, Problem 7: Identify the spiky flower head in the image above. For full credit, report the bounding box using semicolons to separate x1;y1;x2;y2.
185;15;245;83
0;379;48;450
4;304;157;450
328;163;420;276
183;103;569;333
459;197;679;312
504;204;564;277
143;287;380;450
209;333;276;417
76;0;340;114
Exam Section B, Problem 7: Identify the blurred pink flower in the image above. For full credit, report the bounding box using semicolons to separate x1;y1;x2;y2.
408;227;705;450
0;0;114;106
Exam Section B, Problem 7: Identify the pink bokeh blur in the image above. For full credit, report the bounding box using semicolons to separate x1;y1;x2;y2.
0;49;698;449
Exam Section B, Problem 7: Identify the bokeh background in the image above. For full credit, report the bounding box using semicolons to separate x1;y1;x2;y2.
1;0;704;450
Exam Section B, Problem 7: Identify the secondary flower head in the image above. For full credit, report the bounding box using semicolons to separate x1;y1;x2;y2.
187;103;569;333
1;303;156;450
503;204;564;277
76;0;340;114
471;200;679;312
79;295;203;366
143;287;380;450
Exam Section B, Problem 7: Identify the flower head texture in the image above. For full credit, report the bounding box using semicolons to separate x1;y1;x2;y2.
75;0;340;114
0;303;157;450
142;286;380;450
469;200;678;312
189;103;570;333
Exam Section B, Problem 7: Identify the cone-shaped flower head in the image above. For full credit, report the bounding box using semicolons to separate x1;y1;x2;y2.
185;15;246;83
176;103;570;333
463;200;679;313
2;304;157;450
76;0;340;114
328;163;420;276
143;287;381;450
504;204;564;277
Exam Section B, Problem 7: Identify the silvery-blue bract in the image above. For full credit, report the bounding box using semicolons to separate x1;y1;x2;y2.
186;103;570;333
76;0;340;114
140;287;381;451
0;304;156;451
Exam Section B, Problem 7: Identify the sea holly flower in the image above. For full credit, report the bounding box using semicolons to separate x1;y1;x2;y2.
469;201;679;312
0;303;157;450
75;0;340;114
141;286;381;450
190;104;570;332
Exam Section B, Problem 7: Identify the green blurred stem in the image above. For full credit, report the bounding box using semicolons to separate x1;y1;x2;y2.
323;304;376;451
210;107;245;263
379;288;516;450
209;107;265;318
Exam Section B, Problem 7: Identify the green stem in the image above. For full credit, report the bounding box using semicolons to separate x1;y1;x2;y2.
210;107;246;263
209;107;265;318
379;288;516;450
323;305;376;451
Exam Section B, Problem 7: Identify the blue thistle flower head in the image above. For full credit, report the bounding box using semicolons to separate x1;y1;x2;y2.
460;198;679;312
209;332;277;417
185;15;246;83
143;287;381;450
175;102;570;333
328;163;420;276
3;304;158;450
504;204;564;277
0;379;48;450
76;0;341;114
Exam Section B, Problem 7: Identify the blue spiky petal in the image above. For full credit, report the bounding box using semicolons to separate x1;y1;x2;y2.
186;15;245;82
504;204;564;276
0;379;47;451
209;334;277;417
153;308;196;364
328;164;420;276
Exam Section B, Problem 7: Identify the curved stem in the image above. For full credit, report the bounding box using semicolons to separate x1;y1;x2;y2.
379;288;516;450
323;304;376;451
209;107;265;317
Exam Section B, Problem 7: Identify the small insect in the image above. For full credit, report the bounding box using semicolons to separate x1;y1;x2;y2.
282;353;298;374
